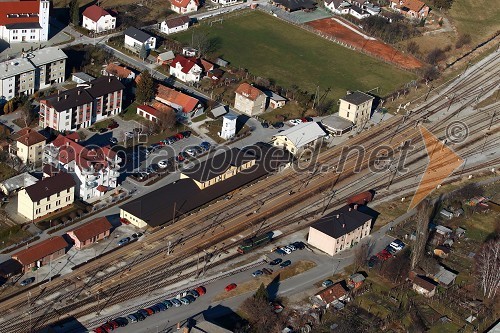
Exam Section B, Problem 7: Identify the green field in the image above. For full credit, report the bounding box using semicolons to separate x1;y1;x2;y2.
449;0;500;44
174;11;415;99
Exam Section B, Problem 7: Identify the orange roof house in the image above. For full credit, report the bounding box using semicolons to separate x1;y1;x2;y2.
102;63;136;81
67;216;112;249
390;0;429;18
170;0;199;13
11;128;46;147
235;83;265;101
315;283;348;307
155;84;202;116
234;83;268;116
12;236;68;272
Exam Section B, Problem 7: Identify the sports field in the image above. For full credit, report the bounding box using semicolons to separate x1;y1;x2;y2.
173;11;415;99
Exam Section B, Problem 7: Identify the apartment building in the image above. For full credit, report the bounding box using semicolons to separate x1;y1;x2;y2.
307;204;372;256
0;0;50;44
17;172;76;220
10;127;46;165
338;91;374;127
234;83;268;116
44;134;121;200
0;47;67;103
39;76;125;131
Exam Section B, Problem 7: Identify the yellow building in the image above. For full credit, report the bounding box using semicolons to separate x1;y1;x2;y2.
17;172;76;220
338;91;374;127
10;128;46;165
271;122;326;156
307;204;372;256
181;148;256;189
234;83;267;116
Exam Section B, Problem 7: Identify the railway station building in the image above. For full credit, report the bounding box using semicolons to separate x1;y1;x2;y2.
12;236;68;272
67;216;113;249
307;204;372;256
120;144;292;228
270;122;326;156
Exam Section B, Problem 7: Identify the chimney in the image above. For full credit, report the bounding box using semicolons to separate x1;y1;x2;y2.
342;223;345;228
336;214;340;218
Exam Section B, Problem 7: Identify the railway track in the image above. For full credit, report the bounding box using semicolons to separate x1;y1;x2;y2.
0;50;498;333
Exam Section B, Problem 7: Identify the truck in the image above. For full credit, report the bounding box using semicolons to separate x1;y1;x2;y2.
347;191;374;205
237;232;273;254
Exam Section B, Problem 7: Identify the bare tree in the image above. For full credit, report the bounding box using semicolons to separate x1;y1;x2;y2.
353;241;370;272
156;110;176;131
419;255;439;275
191;31;219;57
475;239;500;299
19;99;34;127
411;200;429;270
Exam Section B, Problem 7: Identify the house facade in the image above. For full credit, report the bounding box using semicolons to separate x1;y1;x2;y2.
10;128;46;165
124;27;156;52
82;5;116;33
0;0;50;44
315;283;348;308
338;91;374;127
17;172;76;220
234;83;267;116
12;236;67;272
390;0;429;18
39;76;125;131
0;47;67;103
136;104;175;123
308;204;372;256
67;216;112;249
43;134;121;200
160;16;190;35
412;276;437;297
170;0;199;14
169;55;202;83
156;84;204;120
271;122;325;156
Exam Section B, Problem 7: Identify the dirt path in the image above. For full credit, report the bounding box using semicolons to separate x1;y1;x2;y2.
306;18;423;70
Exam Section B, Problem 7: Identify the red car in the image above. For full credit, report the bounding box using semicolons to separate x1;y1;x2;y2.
225;283;237;292
195;286;206;296
301;117;308;123
175;133;184;140
99;323;113;332
144;308;154;316
94;328;106;333
107;121;119;129
108;321;119;330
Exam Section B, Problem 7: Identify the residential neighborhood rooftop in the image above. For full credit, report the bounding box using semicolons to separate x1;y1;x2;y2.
235;83;265;101
68;217;113;243
310;204;372;238
23;172;75;202
124;27;152;42
164;15;190;28
272;122;326;149
82;5;113;22
11;128;46;146
413;275;438;292
341;91;374;105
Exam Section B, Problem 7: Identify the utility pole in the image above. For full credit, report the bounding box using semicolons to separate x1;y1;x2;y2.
147;270;152;294
480;133;489;154
488;110;496;130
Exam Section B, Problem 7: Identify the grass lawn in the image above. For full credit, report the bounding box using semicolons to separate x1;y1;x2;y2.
448;0;500;44
0;163;17;182
120;102;143;122
173;11;415;98
429;322;461;333
0;225;32;250
91;118;114;130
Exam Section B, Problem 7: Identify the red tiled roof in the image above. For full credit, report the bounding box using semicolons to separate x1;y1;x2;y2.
68;216;112;242
199;59;214;72
316;283;348;304
171;55;200;74
395;0;425;12
96;185;108;192
12;127;46;146
82;5;112;22
156;84;199;113
0;0;40;26
171;0;198;8
138;104;174;119
235;83;264;101
12;236;67;266
105;63;133;79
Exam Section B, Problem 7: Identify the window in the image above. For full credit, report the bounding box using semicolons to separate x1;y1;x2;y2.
22;30;27;33
36;208;41;214
12;36;18;40
57;192;60;197
31;29;36;33
347;112;350;118
46;204;51;210
67;189;70;193
66;196;71;202
56;200;60;206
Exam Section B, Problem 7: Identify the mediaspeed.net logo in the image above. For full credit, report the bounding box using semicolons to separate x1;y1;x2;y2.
408;121;468;210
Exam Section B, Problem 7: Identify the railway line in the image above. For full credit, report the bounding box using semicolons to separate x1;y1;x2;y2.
0;51;498;333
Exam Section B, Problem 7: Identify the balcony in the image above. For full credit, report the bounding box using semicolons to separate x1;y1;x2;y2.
86;181;98;188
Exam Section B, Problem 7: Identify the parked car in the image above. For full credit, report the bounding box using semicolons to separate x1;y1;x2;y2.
180;297;190;305
305;116;314;122
108;321;119;330
274;248;286;256
143;308;154;316
252;270;263;277
109;137;118;144
261;122;269;128
195;286;206;296
100;323;114;332
385;245;397;255
368;255;379;268
292;241;305;250
289;119;302;126
188;290;200;298
225;283;237;292
185;148;197;157
171;299;182;307
273;122;284;128
134;312;145;321
287;244;297;251
175;154;185;163
148;305;159;314
107;121;119;129
262;268;273;275
94;327;106;333
281;247;292;255
114;317;128;327
162;300;173;308
175;133;184;140
185;295;196;303
322;279;334;288
200;141;211;150
389;239;405;251
126;314;138;323
269;258;282;265
131;232;143;239
280;260;292;268
182;131;191;138
20;277;35;286
118;237;130;246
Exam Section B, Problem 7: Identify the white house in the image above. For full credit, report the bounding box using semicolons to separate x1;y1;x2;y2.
213;0;239;5
271;122;326;156
169;55;202;83
43;135;121;200
171;0;199;14
160;16;190;35
338;91;374;127
324;0;351;14
0;0;50;43
124;27;156;52
82;5;116;33
349;5;371;19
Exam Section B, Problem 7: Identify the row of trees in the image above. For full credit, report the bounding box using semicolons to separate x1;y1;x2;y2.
362;16;420;44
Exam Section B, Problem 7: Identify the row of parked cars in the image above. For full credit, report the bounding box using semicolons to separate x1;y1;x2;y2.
274;241;305;256
368;239;405;268
261;117;314;129
93;286;206;332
